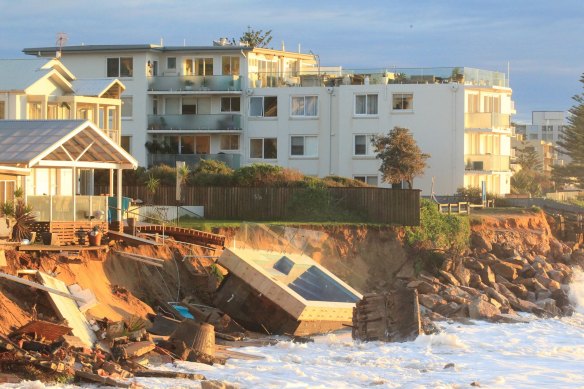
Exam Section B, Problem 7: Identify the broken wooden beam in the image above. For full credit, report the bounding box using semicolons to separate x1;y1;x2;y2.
134;370;205;380
75;370;133;388
0;272;85;302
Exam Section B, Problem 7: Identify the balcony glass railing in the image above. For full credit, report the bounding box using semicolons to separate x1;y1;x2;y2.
464;155;510;172
148;153;241;170
27;195;108;222
147;114;241;131
148;75;241;91
248;67;508;88
465;113;511;129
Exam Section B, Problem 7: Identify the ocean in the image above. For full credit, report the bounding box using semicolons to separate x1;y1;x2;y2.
6;271;584;389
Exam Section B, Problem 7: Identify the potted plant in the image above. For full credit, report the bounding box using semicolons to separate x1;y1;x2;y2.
184;79;194;91
88;225;102;246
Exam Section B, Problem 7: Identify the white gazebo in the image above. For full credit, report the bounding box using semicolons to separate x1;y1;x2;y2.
0;120;137;242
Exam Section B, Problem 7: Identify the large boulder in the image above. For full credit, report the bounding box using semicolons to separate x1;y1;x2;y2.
479;265;496;286
419;294;446;310
407;280;440;295
490;261;518;280
471;233;492;253
439;270;460;287
536;298;561;317
469;297;501;320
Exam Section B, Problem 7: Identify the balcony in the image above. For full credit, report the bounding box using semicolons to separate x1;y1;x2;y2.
148;75;241;92
248;67;508;88
465;155;510;172
148;153;241;170
465;113;511;130
147;114;241;132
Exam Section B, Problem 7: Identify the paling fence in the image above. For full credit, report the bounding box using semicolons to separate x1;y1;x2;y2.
96;186;421;226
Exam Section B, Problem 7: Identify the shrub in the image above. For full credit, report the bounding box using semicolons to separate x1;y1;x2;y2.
323;176;370;187
406;199;470;252
194;160;233;175
233;163;285;186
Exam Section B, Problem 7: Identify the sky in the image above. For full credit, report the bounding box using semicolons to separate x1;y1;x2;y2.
1;0;583;123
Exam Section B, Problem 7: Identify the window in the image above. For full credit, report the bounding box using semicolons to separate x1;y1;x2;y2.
353;175;379;186
121;96;133;119
222;56;240;75
250;96;277;117
354;134;375;156
167;57;177;71
355;94;378;115
221;97;240;112
107;57;133;77
182;97;197;115
290;136;318;157
28;102;42;119
291;96;318;117
220;134;240;150
0;181;15;204
121;136;131;153
0;101;4;119
250;138;277;159
392;93;413;110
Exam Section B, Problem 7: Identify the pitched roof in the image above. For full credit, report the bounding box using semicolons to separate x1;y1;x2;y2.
71;78;125;97
0;59;52;91
0;120;137;169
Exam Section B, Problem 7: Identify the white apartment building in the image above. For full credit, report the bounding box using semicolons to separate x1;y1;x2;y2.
525;111;569;166
24;43;514;195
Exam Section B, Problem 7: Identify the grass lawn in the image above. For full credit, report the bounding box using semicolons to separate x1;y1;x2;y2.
176;218;389;231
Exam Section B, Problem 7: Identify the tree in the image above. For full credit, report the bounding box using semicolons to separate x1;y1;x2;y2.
232;27;273;48
371;127;430;189
553;74;584;188
516;143;542;171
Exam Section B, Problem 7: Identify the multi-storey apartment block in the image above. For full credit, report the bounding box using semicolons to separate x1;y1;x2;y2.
525;111;569;166
24;42;515;195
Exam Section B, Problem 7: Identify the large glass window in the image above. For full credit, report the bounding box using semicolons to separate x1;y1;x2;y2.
167;57;177;71
354;175;379;186
220;135;240;150
28;102;42;119
0;181;15;204
250;138;277;159
0;101;5;119
354;134;375;156
222;56;240;75
291;96;318;117
392;93;414;110
221;97;240;112
107;57;133;77
250;96;278;117
355;94;378;115
121;97;133;119
290;136;318;157
121;136;131;153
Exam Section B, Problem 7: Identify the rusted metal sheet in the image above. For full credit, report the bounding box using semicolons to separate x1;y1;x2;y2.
12;320;72;342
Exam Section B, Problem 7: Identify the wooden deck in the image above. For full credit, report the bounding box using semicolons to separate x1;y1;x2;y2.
108;230;162;247
130;225;225;248
18;244;108;252
31;221;108;245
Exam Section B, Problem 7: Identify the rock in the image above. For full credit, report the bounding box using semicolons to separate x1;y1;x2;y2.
407;280;439;295
421;316;439;335
471;233;492;252
426;311;448;322
536;298;561;317
201;380;240;389
464;258;485;271
500;281;528;300
520;264;537;278
469;273;488;290
486;286;510;307
469;297;501;320
443;362;456;369
470;381;481;387
419;294;447;310
516;278;549;294
535;274;561;292
490;261;518;280
491;243;517;259
536;291;552;301
527;291;536;303
547;270;564;283
452;263;471;287
479;265;496;286
493;313;530;324
439;270;460;287
458;285;483;297
434;302;463;317
551;289;571;309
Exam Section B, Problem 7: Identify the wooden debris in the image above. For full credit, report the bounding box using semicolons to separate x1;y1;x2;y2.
0;271;85;302
75;370;134;388
134;370;205;380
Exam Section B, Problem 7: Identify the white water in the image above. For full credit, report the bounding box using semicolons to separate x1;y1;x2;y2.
6;271;584;389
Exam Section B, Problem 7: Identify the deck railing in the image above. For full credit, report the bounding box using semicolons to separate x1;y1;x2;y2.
27;195;108;222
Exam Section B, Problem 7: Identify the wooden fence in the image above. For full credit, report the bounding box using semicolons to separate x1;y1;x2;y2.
96;186;421;226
